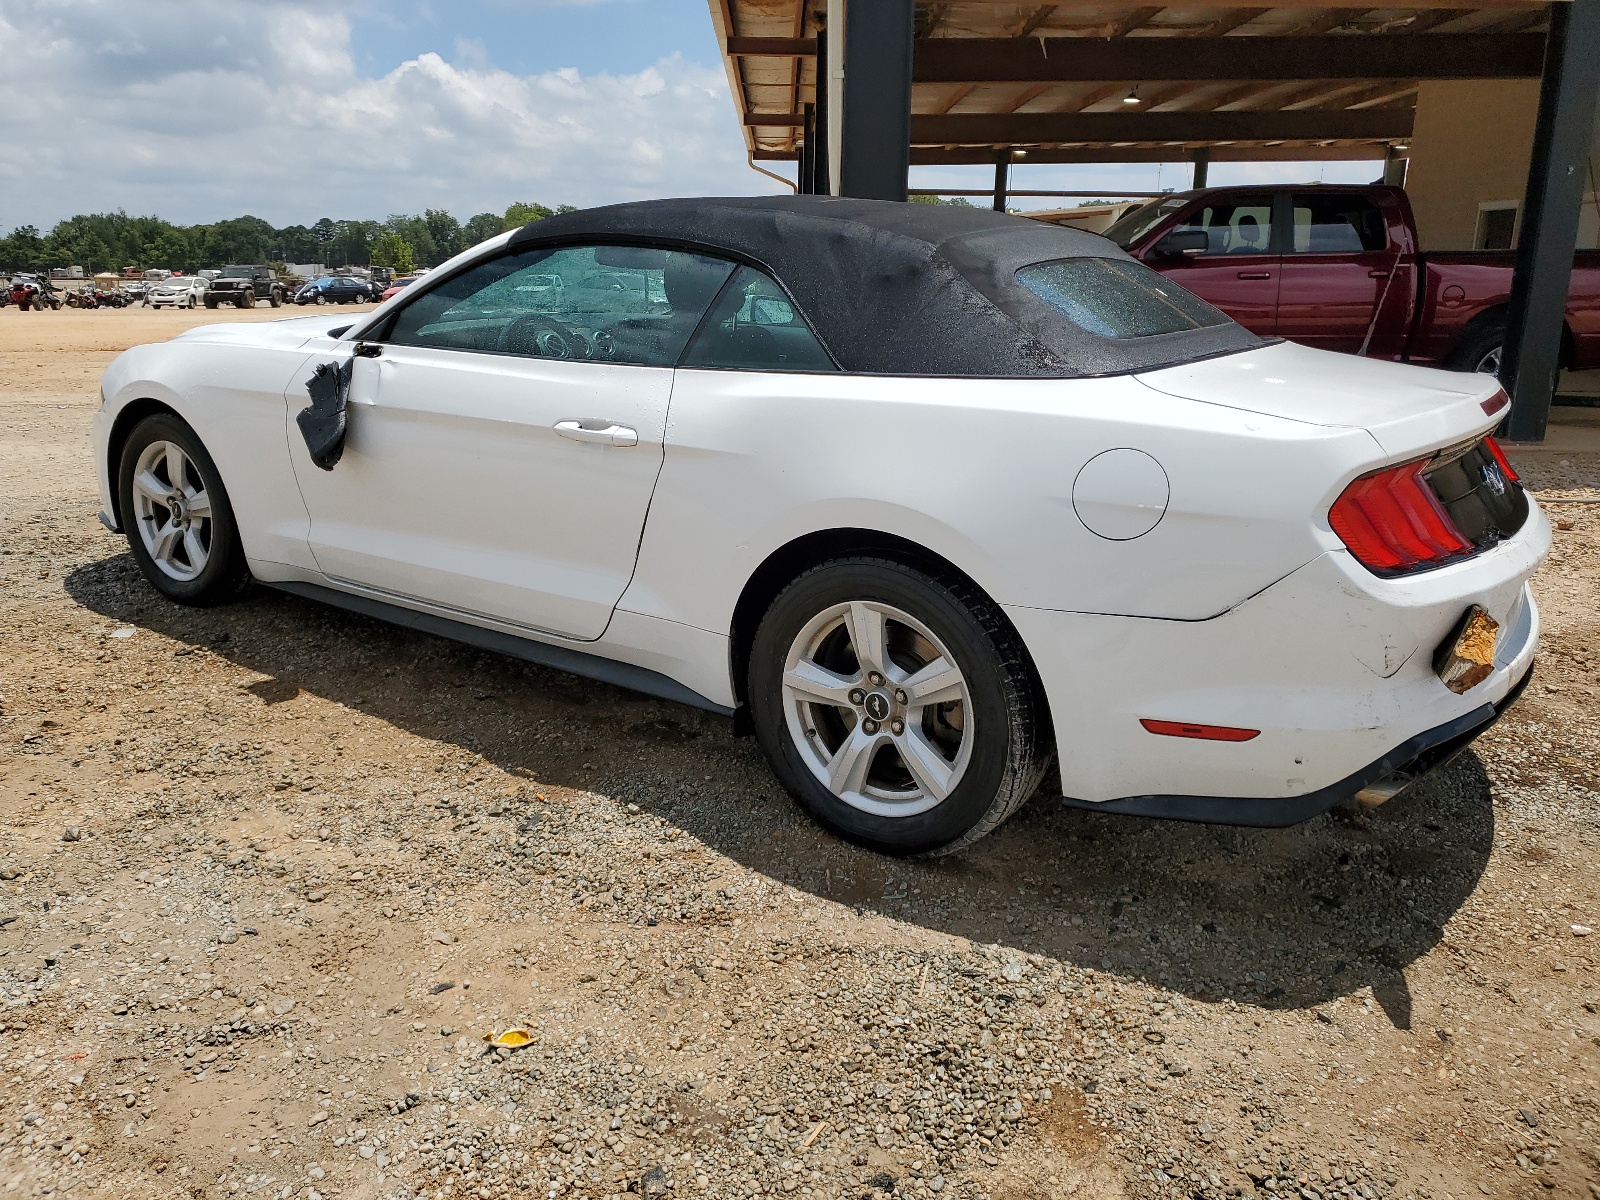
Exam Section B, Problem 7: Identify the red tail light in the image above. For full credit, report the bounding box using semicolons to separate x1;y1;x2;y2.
1482;435;1519;483
1329;456;1473;573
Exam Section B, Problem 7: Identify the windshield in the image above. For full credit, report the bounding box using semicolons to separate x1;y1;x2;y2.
219;267;255;278
1016;257;1228;339
1102;197;1190;249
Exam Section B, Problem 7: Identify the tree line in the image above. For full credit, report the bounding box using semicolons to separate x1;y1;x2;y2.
0;201;578;275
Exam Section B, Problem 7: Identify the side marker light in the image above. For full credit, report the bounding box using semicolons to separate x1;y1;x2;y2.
1139;719;1260;742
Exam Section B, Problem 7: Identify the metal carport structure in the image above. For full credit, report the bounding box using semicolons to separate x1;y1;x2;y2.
708;0;1600;440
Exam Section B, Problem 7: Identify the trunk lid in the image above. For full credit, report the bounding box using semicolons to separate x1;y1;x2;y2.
1135;340;1503;460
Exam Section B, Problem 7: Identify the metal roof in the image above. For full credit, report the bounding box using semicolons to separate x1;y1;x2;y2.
709;1;1555;167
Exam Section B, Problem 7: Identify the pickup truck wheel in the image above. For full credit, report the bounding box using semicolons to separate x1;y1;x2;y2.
749;558;1051;857
1447;321;1505;376
118;414;252;606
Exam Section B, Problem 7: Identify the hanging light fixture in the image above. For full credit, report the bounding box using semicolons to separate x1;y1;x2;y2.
1122;87;1141;105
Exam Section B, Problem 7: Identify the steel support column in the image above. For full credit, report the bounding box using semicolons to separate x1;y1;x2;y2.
1191;147;1210;189
1501;0;1600;441
993;156;1009;212
839;0;914;201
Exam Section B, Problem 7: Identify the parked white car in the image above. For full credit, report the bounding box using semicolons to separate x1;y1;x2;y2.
90;198;1547;855
146;276;208;310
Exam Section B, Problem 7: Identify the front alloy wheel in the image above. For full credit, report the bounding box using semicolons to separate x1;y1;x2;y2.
750;558;1050;856
118;414;251;605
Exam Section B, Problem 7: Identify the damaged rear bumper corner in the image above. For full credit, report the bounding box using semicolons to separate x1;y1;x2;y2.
1058;661;1533;828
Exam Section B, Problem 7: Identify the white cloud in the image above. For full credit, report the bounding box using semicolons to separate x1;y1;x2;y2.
0;0;778;227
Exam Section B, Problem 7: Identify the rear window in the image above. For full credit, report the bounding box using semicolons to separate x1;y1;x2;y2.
1016;258;1229;339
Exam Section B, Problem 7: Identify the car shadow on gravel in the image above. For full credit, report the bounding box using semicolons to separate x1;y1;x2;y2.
67;554;1494;1026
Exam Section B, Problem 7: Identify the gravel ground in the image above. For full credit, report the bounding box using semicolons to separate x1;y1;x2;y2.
1;309;1597;1200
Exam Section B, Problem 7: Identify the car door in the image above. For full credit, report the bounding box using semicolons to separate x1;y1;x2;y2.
283;242;733;641
1136;192;1281;334
1275;191;1408;356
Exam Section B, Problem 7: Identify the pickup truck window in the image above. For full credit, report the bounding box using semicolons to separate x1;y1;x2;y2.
1289;194;1386;254
1016;257;1228;339
1170;196;1274;256
1102;197;1187;250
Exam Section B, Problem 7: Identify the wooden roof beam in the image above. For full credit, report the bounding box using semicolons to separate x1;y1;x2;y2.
1104;6;1164;37
911;109;1413;143
1016;5;1059;37
895;143;1395;165
912;33;1545;82
933;0;1551;8
1289;8;1370;35
1194;8;1270;37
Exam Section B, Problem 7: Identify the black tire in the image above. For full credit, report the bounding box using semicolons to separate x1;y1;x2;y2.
238;291;255;309
749;557;1051;857
205;298;218;309
1446;318;1505;376
117;414;252;606
314;293;326;306
268;289;281;308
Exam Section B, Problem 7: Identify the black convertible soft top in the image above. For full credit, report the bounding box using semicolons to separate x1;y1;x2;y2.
504;195;1264;378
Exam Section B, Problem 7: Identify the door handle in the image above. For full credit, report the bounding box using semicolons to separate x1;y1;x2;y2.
554;419;638;448
1368;269;1390;278
1235;271;1272;280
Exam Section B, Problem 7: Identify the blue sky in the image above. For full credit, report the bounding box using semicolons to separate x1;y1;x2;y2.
346;0;724;80
0;0;1376;228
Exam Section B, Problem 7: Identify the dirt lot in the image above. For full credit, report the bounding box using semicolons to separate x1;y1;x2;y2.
1;308;1597;1200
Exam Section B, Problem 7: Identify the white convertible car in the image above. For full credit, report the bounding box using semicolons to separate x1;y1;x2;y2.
92;197;1547;855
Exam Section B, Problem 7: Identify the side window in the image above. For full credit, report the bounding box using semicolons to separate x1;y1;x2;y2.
387;244;734;367
679;265;836;372
1289;194;1387;254
1171;196;1274;256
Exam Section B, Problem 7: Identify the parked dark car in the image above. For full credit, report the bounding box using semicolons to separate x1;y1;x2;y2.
205;265;286;309
1105;183;1600;375
294;275;378;305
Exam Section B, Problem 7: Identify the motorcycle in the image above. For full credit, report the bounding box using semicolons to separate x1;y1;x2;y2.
66;288;98;309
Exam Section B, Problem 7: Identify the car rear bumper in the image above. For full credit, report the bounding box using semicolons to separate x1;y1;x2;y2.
1057;661;1532;826
1006;507;1548;816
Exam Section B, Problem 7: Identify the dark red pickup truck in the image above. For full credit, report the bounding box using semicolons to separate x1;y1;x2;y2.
1103;184;1600;376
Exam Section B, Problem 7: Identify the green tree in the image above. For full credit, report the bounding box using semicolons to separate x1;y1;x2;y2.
423;208;464;263
463;212;504;246
370;230;415;274
330;220;381;267
504;201;553;228
142;227;197;273
1;225;43;270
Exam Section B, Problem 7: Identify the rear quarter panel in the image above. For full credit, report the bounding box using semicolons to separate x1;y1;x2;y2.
623;366;1385;640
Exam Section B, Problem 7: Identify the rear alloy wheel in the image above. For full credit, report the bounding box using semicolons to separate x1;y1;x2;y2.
750;558;1050;856
1447;320;1505;377
118;414;251;605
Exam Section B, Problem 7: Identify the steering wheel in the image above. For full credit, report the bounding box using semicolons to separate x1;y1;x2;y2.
502;313;580;359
